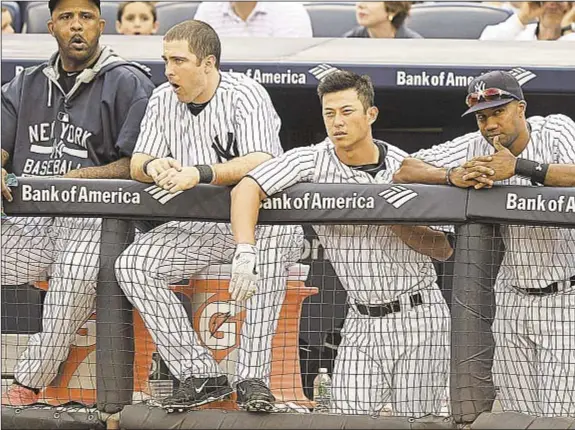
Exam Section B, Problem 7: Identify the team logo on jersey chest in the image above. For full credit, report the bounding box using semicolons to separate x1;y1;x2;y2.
212;132;239;162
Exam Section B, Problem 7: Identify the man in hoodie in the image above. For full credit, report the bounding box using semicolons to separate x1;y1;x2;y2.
0;0;154;406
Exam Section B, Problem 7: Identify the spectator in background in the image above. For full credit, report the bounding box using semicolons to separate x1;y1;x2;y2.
2;6;15;33
480;1;574;40
559;3;575;39
345;2;422;39
116;1;158;35
193;2;312;37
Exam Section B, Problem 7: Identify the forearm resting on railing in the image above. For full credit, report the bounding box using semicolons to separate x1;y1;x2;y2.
544;164;575;187
231;177;267;245
393;158;448;185
390;225;453;261
65;157;131;180
211;153;273;186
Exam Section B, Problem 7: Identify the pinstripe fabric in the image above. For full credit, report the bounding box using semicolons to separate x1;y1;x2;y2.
249;138;450;416
1;217;54;285
7;218;102;388
116;71;302;386
134;72;283;164
250;138;440;303
414;114;575;416
331;288;449;417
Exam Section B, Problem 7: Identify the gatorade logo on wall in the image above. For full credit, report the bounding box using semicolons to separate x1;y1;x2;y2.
193;294;246;362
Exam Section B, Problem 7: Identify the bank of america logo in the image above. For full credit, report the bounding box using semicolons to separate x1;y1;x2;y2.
309;64;339;81
508;68;536;86
379;186;418;209
144;185;183;205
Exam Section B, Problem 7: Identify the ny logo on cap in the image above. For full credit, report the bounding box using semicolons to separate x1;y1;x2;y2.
474;81;486;94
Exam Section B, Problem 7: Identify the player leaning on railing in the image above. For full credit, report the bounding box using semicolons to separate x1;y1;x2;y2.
394;70;575;417
0;0;154;406
113;20;303;413
230;70;453;417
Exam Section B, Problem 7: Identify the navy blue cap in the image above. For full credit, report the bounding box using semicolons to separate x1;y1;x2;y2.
462;70;524;117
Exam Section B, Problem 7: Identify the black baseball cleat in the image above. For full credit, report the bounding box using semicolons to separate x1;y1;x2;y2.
161;375;233;412
236;379;276;413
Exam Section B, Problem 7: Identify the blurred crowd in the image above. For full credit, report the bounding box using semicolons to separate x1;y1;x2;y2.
2;1;574;40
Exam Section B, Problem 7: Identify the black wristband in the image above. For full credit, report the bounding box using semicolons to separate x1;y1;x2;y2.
514;158;549;185
142;159;155;176
195;164;214;184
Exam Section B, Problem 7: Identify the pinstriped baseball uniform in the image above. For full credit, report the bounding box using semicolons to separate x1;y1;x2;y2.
248;138;450;417
115;72;303;386
413;114;575;416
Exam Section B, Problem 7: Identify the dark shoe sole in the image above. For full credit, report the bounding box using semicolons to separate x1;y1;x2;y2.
162;386;234;412
239;398;275;413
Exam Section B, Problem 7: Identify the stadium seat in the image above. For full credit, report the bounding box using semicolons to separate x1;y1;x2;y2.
23;1;120;34
304;2;357;38
2;1;21;32
156;2;200;36
406;2;513;39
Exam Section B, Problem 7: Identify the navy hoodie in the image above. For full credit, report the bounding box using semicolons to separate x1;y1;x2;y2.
1;46;155;177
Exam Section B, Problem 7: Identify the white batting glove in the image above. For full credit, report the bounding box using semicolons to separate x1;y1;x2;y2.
230;244;259;302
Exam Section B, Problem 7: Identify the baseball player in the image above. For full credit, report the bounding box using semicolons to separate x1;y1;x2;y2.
1;0;154;406
113;20;303;412
229;70;452;417
394;70;575;416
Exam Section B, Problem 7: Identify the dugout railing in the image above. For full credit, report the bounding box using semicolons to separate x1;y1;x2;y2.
1;178;574;429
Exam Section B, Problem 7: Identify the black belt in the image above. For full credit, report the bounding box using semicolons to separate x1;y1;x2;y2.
521;275;575;296
356;293;423;318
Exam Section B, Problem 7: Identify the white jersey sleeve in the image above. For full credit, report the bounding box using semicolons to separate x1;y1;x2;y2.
412;132;480;168
233;81;283;158
133;90;170;158
547;114;575;164
247;146;317;196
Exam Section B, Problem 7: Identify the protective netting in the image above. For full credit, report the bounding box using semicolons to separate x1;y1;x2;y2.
2;216;574;428
489;224;575;417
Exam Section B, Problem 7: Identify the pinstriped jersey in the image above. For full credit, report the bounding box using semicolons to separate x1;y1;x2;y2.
413;114;575;290
134;72;282;165
248;138;438;304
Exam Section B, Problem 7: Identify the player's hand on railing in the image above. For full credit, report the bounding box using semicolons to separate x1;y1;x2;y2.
156;166;200;193
1;167;13;203
230;244;259;302
461;136;517;189
146;157;182;182
447;166;489;190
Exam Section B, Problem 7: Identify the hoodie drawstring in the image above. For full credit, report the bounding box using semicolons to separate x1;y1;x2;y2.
47;79;53;108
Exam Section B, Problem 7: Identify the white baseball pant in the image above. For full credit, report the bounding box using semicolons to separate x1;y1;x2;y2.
2;217;102;389
493;282;575;417
330;286;450;418
114;221;303;386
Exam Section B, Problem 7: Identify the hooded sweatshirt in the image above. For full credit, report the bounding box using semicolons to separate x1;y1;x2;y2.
1;46;155;177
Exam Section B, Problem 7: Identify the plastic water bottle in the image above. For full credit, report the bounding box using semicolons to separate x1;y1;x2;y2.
313;368;332;414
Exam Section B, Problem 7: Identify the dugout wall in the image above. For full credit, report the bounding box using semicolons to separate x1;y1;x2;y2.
2;179;575;429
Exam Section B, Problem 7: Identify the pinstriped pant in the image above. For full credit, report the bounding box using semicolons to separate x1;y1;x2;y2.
330;286;450;417
493;284;575;417
1;216;101;389
114;221;303;386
